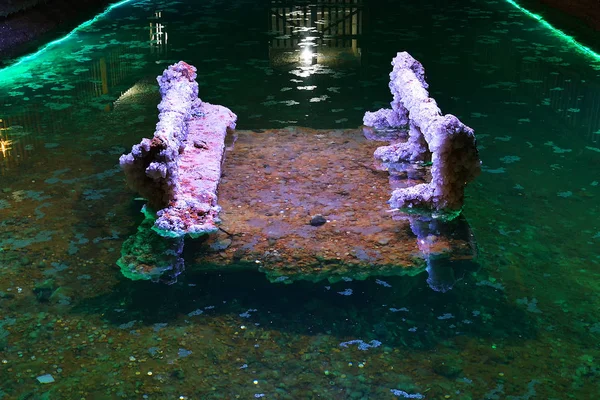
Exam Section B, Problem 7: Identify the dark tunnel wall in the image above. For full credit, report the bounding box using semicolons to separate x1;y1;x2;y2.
0;0;45;18
538;0;600;30
516;0;600;31
0;0;114;64
515;0;600;54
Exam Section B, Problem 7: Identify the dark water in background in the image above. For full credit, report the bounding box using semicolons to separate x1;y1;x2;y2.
0;0;599;398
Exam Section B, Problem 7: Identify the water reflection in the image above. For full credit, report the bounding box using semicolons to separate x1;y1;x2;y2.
0;9;158;174
404;213;479;293
269;0;363;69
0;48;137;174
118;205;184;283
149;11;169;55
0;135;12;158
455;10;600;143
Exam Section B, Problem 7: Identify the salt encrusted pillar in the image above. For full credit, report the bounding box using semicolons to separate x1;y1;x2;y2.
120;61;237;238
363;52;480;213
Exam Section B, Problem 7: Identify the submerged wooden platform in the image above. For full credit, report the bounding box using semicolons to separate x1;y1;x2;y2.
185;127;477;283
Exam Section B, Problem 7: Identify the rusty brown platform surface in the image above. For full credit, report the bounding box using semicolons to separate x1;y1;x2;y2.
188;127;475;283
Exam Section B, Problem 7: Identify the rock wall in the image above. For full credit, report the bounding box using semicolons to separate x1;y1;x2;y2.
0;0;44;18
0;0;114;63
538;0;600;30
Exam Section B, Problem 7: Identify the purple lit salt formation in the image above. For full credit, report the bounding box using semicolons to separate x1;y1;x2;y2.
363;52;480;213
120;61;237;238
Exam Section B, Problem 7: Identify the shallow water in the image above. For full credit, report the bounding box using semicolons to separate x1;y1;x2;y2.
1;0;599;398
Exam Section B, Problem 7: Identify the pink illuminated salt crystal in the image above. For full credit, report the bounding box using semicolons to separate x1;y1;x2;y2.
120;61;237;238
363;52;480;212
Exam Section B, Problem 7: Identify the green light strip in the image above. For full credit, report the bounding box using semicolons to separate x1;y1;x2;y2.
505;0;600;62
0;0;136;72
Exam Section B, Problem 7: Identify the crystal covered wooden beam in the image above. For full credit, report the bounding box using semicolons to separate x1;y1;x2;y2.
363;52;481;213
119;61;237;239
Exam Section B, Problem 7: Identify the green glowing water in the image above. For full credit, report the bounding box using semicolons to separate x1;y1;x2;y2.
505;0;600;62
0;0;137;73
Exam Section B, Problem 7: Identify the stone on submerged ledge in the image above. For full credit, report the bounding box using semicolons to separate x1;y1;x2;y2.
363;51;481;214
120;61;237;239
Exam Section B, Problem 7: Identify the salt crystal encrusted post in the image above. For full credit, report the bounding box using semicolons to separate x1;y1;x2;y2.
363;52;481;213
120;61;237;238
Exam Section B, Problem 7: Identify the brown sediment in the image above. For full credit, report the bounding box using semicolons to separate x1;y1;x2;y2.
190;127;475;282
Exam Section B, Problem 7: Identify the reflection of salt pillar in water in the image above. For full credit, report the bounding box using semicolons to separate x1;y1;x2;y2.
409;218;454;292
117;207;184;283
405;215;478;292
426;261;457;293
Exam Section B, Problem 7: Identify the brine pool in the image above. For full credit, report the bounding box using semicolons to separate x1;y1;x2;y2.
0;0;599;398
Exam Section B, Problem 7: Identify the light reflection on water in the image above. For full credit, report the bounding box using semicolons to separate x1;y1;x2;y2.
0;0;599;398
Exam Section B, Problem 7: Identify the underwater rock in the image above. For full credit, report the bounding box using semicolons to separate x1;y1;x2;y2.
48;287;74;305
363;52;481;213
210;238;232;251
432;360;463;379
171;369;185;380
33;279;55;303
187;127;478;285
120;61;237;238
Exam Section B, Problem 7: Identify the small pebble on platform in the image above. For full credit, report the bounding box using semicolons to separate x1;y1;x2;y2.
310;214;327;226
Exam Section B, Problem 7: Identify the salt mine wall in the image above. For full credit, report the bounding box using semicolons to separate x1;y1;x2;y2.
0;0;43;18
0;0;113;18
0;0;114;62
536;0;600;30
